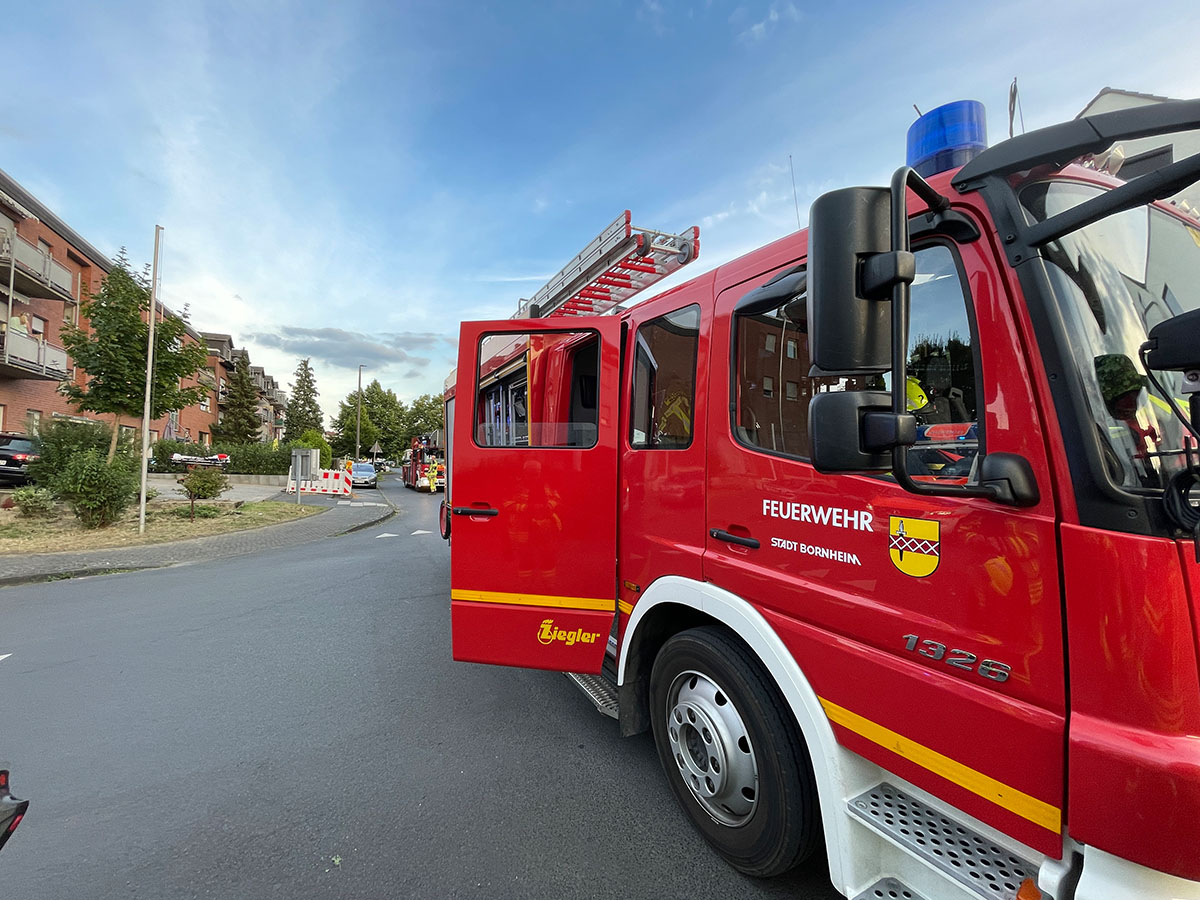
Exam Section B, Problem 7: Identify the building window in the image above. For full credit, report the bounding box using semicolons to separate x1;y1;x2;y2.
629;305;701;450
199;431;210;447
200;394;211;412
30;315;46;340
762;376;774;398
785;380;799;401
786;339;798;359
764;333;776;353
0;404;5;431
26;410;42;433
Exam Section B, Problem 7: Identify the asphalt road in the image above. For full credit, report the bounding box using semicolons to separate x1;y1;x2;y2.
1;473;841;899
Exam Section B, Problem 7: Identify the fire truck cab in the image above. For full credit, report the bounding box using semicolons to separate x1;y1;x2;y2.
446;101;1200;900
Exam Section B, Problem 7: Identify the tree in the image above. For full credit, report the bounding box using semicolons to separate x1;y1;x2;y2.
283;358;323;442
331;391;380;458
211;354;262;444
60;249;209;461
294;428;332;469
177;468;229;521
403;393;444;445
362;379;406;459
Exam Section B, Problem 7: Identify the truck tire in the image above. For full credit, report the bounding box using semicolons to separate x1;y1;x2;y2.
649;626;820;877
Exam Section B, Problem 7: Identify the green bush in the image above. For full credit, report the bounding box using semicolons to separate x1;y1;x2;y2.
56;450;139;528
177;467;230;521
293;429;332;469
29;419;132;488
213;442;291;475
12;486;58;519
172;504;221;519
178;468;230;501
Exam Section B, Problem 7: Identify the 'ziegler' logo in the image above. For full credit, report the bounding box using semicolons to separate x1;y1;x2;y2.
537;619;601;647
888;516;941;577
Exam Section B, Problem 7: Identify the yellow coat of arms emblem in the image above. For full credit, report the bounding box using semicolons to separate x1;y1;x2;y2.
888;516;940;577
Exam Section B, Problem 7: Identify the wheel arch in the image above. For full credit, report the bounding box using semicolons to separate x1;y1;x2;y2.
618;575;856;889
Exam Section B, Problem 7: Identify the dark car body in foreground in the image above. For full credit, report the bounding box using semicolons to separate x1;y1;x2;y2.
0;434;36;485
0;769;28;852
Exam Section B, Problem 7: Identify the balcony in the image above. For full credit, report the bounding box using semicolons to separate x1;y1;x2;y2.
0;330;70;380
0;232;76;303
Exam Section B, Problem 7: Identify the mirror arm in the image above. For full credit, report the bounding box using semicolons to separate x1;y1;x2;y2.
886;167;997;502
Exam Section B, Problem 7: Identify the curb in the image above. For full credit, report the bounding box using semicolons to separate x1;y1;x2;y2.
334;506;397;536
0;565;167;588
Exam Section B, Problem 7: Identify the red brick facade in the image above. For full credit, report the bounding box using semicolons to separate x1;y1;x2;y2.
0;170;264;445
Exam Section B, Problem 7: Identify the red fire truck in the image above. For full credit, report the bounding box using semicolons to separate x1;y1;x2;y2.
443;100;1200;900
401;434;444;492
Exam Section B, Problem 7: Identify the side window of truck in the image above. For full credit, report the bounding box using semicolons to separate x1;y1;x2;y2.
630;304;701;449
475;330;600;448
733;244;980;480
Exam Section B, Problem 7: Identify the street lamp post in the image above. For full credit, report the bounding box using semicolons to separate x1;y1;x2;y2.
355;364;364;460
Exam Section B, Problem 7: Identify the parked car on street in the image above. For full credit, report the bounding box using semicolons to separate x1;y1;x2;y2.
0;768;29;852
350;462;378;489
0;434;37;485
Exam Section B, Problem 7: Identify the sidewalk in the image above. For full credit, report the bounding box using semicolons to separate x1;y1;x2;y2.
0;492;395;586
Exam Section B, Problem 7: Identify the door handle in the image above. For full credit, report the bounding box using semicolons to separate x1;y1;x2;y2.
709;529;759;549
453;506;499;517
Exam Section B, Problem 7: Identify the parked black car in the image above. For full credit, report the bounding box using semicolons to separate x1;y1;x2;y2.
0;434;37;485
0;768;28;852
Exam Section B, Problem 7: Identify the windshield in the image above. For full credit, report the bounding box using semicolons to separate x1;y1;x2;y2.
353;464;375;474
1021;180;1200;492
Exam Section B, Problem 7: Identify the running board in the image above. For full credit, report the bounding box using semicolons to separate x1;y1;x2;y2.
564;672;619;719
848;783;1040;900
851;878;928;900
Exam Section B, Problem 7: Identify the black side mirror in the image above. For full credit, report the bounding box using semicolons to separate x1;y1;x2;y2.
808;186;895;373
809;391;915;473
979;453;1040;507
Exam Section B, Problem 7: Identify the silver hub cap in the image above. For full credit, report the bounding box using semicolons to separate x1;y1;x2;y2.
665;669;758;827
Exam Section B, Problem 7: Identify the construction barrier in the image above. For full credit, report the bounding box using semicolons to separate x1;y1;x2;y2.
286;468;354;496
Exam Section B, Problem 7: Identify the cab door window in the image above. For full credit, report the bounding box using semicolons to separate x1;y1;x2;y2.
732;244;980;480
475;330;599;448
629;305;701;449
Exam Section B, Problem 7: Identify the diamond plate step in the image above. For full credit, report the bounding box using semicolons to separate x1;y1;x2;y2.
848;783;1038;900
852;878;928;900
565;672;619;719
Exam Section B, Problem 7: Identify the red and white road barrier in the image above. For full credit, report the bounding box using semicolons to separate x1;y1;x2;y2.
286;469;353;496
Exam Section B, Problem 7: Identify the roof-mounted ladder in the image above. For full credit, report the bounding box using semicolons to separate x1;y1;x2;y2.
516;211;699;319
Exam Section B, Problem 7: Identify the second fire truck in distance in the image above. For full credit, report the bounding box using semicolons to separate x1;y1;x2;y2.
443;99;1200;900
401;434;444;492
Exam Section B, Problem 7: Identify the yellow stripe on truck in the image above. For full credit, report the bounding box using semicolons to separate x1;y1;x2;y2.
819;697;1062;834
451;588;613;611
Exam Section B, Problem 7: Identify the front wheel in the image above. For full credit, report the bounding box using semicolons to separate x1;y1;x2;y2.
649;626;820;877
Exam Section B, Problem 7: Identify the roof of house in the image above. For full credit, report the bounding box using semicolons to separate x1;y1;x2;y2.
1077;87;1179;118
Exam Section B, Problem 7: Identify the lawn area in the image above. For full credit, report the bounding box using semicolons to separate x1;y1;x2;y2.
0;500;323;555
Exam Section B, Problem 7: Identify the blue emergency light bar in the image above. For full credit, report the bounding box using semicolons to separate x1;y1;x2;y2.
907;100;987;178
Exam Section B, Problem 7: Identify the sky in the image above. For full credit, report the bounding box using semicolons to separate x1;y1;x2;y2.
4;0;1198;426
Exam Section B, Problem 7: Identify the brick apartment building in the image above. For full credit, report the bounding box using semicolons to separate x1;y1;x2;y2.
201;333;288;444
0;167;285;446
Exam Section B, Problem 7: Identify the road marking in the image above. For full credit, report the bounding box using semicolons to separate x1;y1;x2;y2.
0;654;11;663
412;529;432;535
376;532;399;539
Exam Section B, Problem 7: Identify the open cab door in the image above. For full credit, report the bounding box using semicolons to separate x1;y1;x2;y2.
450;317;622;673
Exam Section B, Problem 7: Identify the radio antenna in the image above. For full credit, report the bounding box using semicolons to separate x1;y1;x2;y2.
789;154;802;231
